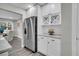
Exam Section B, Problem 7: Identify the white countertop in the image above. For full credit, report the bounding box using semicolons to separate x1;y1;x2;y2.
38;34;62;39
0;37;12;54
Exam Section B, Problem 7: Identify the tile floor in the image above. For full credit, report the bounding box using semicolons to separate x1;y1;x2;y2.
8;37;44;56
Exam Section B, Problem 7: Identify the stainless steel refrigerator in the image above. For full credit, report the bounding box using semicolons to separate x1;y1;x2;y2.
24;16;37;52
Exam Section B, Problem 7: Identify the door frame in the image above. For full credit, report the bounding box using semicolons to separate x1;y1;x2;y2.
72;3;78;56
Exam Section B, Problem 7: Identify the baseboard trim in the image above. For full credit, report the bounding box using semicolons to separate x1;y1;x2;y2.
37;52;46;56
24;46;36;53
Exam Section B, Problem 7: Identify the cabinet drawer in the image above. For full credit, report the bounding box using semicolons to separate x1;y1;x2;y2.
38;36;48;41
38;36;44;39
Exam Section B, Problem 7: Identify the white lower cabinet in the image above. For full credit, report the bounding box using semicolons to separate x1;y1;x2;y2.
48;38;61;56
38;36;61;56
38;36;48;55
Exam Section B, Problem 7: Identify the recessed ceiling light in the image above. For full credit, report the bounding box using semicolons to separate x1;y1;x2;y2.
51;4;55;8
28;5;32;8
9;17;13;19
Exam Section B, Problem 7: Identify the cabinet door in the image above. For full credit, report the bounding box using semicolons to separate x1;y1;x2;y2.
38;36;48;55
48;38;61;56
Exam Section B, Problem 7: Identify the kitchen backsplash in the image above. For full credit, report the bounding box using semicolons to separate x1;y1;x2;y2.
41;25;61;35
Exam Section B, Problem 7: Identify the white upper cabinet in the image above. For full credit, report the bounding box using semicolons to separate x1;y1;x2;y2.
41;4;61;26
42;13;61;25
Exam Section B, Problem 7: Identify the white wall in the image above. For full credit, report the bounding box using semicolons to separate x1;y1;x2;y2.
41;25;61;35
72;4;77;56
12;21;18;36
16;20;23;39
61;3;77;56
77;4;79;39
76;4;79;56
37;5;42;35
61;3;72;56
25;5;38;18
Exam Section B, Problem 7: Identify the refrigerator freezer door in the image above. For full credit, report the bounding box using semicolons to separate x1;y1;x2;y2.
24;16;37;52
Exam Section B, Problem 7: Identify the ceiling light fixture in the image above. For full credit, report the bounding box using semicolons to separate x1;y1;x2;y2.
51;4;55;9
9;17;13;19
28;5;32;8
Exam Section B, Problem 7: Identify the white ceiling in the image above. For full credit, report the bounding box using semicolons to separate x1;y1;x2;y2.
10;3;47;10
0;8;22;20
0;3;47;20
10;3;36;10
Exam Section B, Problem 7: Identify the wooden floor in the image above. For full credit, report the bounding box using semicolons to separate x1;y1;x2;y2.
8;37;43;56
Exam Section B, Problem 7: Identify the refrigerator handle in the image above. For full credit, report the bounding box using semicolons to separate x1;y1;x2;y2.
24;28;27;34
